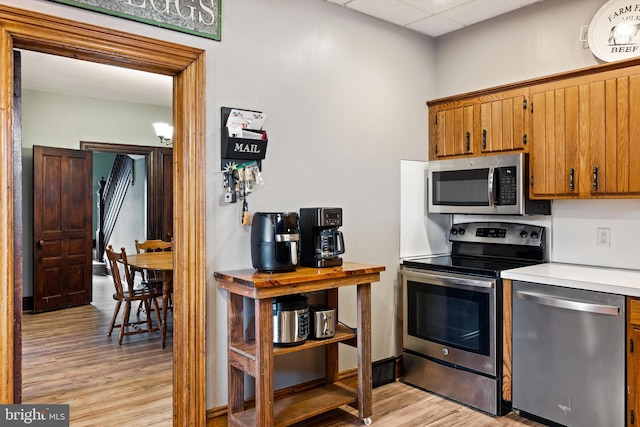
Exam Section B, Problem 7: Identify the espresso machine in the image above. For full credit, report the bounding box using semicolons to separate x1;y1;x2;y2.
300;207;345;268
251;212;300;272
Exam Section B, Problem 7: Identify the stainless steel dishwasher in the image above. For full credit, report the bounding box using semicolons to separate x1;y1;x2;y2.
512;281;625;426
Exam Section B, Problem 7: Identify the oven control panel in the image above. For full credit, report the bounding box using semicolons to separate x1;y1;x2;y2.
475;227;506;238
449;222;545;247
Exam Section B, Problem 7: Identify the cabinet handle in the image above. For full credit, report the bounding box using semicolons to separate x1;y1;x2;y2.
593;166;599;191
435;144;438;154
465;131;470;152
523;99;527;110
482;129;487;150
569;168;575;192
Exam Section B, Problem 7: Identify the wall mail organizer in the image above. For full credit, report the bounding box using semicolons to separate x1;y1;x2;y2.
221;107;268;170
221;107;267;224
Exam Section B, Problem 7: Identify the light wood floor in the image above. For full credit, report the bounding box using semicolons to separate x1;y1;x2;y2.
22;275;543;427
288;382;544;427
208;380;544;427
21;273;173;426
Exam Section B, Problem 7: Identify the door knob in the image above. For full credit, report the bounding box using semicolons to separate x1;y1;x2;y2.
38;240;45;247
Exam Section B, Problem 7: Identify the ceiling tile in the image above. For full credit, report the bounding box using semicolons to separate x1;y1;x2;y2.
399;0;474;15
407;14;466;37
346;0;432;26
328;0;547;38
440;0;541;26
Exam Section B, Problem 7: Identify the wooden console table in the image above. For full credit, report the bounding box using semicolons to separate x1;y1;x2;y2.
215;262;385;427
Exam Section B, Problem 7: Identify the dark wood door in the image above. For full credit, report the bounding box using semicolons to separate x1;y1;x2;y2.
158;148;173;241
33;145;93;313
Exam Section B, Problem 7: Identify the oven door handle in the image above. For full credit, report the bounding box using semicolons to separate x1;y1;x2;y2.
403;269;495;289
516;291;621;316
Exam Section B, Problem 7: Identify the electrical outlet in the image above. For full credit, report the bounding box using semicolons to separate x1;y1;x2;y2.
597;227;611;247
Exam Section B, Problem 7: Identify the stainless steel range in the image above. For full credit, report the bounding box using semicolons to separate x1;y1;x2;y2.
401;221;546;416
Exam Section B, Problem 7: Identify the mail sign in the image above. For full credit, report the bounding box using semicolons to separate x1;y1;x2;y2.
224;137;268;160
47;0;221;41
588;0;640;62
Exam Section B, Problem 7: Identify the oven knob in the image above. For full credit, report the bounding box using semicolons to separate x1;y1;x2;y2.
520;230;529;238
442;348;449;356
458;227;465;235
530;231;539;239
450;227;458;235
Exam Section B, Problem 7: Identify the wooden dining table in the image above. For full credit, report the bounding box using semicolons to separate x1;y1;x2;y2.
125;251;173;348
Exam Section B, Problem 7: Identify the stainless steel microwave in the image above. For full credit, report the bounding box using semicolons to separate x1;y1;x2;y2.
428;153;550;215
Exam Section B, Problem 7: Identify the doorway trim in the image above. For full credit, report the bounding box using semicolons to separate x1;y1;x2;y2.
0;5;207;426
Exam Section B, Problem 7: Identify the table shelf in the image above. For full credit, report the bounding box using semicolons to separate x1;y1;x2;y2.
230;324;357;360
228;382;357;427
215;263;384;427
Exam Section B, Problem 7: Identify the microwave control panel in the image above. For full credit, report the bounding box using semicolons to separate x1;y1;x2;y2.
496;166;517;205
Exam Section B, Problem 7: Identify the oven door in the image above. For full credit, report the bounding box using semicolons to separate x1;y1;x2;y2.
402;267;497;376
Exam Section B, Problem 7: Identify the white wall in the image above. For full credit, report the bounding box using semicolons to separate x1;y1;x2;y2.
210;0;435;406
434;0;603;97
3;0;436;408
434;0;640;272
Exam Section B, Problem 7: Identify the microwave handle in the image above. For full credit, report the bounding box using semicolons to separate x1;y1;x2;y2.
487;166;495;207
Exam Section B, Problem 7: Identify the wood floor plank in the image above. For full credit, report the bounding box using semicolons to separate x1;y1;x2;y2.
21;274;173;426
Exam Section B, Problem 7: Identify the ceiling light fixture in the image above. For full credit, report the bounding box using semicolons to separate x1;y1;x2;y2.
153;122;174;145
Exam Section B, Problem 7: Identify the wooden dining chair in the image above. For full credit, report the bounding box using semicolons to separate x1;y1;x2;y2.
134;239;174;315
132;239;173;283
105;245;163;345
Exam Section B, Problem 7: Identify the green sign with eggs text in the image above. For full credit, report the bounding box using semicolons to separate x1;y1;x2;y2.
47;0;220;41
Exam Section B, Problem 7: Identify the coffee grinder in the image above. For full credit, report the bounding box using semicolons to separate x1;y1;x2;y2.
300;207;345;268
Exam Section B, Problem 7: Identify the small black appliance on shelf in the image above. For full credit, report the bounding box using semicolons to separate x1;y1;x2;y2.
251;212;300;272
300;207;345;268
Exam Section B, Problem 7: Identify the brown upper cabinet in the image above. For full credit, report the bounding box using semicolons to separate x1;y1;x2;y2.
529;65;640;199
428;87;529;159
428;57;640;200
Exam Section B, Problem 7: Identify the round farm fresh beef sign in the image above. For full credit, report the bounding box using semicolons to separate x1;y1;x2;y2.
589;0;640;62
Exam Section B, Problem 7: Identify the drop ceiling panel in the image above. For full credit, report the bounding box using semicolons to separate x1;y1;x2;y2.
327;0;545;37
407;14;465;38
439;0;542;26
399;0;474;15
346;0;431;26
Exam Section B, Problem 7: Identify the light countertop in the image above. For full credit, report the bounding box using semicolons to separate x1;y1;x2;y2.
501;262;640;297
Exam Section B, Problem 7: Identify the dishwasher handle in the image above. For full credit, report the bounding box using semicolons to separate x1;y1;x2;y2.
516;290;621;316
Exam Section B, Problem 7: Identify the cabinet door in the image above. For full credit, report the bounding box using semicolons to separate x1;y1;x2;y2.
529;85;580;198
530;65;640;199
628;297;640;427
588;73;640;196
480;93;527;154
432;104;474;158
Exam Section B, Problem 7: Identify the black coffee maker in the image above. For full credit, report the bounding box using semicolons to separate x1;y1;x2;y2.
251;212;300;272
300;207;345;268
